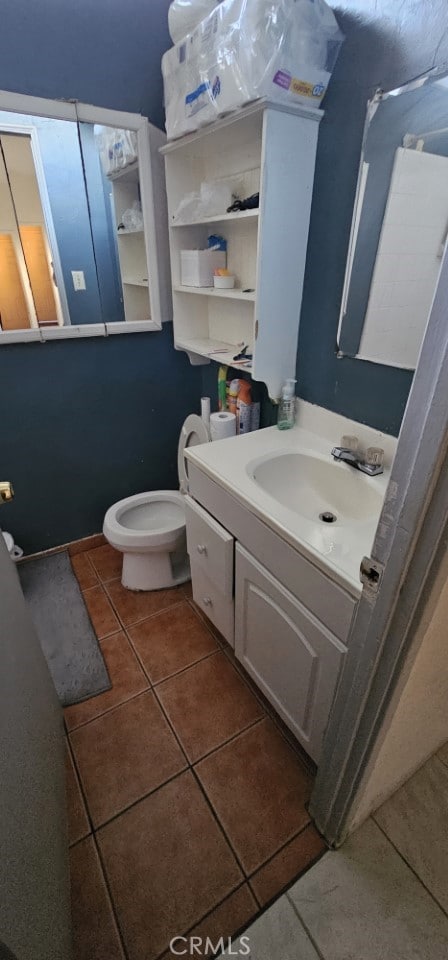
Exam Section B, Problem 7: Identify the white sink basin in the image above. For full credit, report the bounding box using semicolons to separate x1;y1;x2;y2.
248;451;383;524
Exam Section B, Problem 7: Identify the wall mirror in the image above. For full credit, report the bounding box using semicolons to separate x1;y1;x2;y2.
338;67;448;370
0;93;170;343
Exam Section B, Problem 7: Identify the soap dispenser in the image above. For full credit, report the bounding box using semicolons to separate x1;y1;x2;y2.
277;379;297;430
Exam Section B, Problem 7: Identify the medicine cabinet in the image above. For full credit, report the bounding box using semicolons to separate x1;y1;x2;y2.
161;98;322;399
0;92;171;343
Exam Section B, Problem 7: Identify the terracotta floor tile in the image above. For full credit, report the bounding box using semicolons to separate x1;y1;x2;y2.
162;885;257;959
70;836;125;960
87;544;123;582
249;824;326;906
83;584;120;639
157;652;264;762
64;632;149;731
97;770;243;960
65;743;90;845
71;692;187;827
196;718;312;875
106;578;185;627
68;533;106;557
128;602;218;684
71;552;98;591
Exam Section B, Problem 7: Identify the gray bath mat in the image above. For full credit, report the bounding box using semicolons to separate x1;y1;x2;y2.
19;551;111;707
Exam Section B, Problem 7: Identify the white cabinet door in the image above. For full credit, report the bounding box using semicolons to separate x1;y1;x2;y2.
235;545;345;762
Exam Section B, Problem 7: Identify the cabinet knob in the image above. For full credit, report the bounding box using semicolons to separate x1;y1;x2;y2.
202;596;212;607
197;544;207;555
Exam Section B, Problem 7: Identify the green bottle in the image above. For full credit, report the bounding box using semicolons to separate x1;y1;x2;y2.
277;379;297;430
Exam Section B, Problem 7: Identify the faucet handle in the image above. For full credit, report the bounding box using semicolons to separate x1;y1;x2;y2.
366;446;384;468
340;435;359;452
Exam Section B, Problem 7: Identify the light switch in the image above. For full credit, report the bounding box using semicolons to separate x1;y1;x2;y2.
71;270;86;291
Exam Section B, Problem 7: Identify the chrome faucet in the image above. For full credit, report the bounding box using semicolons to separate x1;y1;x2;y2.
331;444;384;477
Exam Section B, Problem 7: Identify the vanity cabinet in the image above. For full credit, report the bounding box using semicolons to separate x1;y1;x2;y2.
185;469;355;762
161;99;322;399
235;545;345;761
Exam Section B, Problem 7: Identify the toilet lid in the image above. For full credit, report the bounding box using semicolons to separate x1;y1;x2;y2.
178;414;209;492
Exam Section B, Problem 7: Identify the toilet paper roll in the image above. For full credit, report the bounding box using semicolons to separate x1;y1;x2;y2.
210;411;236;441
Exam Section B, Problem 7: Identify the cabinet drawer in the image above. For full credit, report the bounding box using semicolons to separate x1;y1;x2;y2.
185;495;234;596
235;544;345;762
190;559;234;646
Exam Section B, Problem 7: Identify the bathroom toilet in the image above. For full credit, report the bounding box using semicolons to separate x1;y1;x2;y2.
103;414;209;591
1;530;23;562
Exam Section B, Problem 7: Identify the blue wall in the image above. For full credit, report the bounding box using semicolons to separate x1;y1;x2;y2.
0;0;201;554
295;0;448;435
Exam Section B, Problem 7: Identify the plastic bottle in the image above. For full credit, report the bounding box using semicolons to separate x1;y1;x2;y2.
277;379;297;430
237;381;252;434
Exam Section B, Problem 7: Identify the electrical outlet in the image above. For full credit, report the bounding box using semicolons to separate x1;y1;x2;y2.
71;270;86;291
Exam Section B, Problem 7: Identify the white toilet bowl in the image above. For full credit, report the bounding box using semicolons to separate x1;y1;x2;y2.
103;415;209;591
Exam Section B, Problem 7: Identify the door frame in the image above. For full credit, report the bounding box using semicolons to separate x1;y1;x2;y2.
0;122;71;326
311;240;448;845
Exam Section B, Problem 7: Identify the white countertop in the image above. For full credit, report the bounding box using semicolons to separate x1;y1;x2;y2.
185;401;397;597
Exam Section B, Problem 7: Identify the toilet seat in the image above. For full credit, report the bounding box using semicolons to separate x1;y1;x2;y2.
178;414;210;492
104;491;186;551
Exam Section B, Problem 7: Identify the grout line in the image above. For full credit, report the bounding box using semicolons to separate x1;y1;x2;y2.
373;818;448;920
66;734;96;839
152;880;256;960
287;892;327;960
66;682;151;733
92;831;130;960
187;714;265;767
124;628;218;689
190;763;248;879
249;843;327;915
88;764;189;833
246;819;319;883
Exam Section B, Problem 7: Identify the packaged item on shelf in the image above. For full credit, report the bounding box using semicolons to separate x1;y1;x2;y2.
172;180;233;224
218;365;228;410
168;0;221;43
95;126;138;177
162;0;344;140
180;249;226;285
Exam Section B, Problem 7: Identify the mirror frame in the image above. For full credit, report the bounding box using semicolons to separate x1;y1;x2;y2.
337;64;448;365
0;89;170;344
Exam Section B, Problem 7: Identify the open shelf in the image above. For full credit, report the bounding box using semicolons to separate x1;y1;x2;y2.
170;209;259;228
174;284;255;301
117;229;144;236
108;160;139;183
123;278;149;287
175;336;253;370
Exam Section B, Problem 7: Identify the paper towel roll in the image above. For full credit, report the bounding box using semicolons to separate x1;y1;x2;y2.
210;411;236;441
201;396;211;434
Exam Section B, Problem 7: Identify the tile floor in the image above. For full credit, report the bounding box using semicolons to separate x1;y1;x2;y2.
235;750;448;960
66;539;326;960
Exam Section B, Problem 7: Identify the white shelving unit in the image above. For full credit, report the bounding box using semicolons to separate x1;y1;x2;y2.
161;98;322;398
111;162;151;323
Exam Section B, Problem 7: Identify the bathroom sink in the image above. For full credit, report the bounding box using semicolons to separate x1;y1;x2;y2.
247;452;383;524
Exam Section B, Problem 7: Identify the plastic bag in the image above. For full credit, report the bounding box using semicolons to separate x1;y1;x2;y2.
94;126;138;177
168;0;221;42
120;201;144;232
162;0;344;140
172;179;234;222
